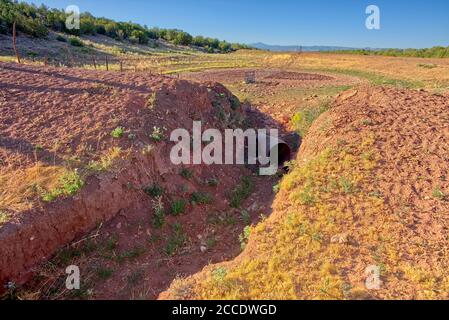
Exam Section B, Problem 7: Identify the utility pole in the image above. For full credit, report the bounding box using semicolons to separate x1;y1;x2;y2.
13;21;21;64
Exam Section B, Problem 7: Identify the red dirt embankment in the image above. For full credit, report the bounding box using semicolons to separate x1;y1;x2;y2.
0;62;250;293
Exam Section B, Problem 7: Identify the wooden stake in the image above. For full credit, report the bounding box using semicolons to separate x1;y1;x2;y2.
120;60;123;72
12;22;21;64
105;56;109;71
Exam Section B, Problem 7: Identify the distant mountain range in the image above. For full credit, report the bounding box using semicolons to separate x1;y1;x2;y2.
250;42;376;52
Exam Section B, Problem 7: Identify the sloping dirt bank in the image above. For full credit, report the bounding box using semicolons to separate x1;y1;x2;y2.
0;62;265;295
161;86;449;300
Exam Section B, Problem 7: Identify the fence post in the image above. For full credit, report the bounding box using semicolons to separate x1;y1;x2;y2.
12;21;21;64
92;56;97;69
120;60;123;72
105;56;109;71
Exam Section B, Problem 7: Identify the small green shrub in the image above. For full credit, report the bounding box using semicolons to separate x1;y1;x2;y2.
117;246;145;263
297;184;315;205
339;176;354;194
230;96;241;111
111;127;125;138
239;226;251;250
180;168;194;180
241;210;251;225
206;178;219;187
432;187;446;200
56;35;67;42
230;176;254;208
96;267;113;280
42;170;84;202
0;211;10;225
143;183;164;198
69;37;84;47
190;191;212;205
150;127;164;142
165;223;186;256
212;267;227;282
291;102;330;137
127;269;144;286
170;199;186;216
152;197;165;229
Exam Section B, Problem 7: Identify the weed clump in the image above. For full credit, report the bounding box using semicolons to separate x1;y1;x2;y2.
42;170;84;202
143;183;164;198
190;191;212;205
229;176;254;208
432;187;446;201
291;102;330;136
111;127;125;138
69;37;83;47
152;197;165;228
165;223;187;256
150;127;164;142
170;199;187;216
180;168;194;180
238;226;251;250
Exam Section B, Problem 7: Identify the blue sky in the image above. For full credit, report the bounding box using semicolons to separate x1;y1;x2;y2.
25;0;449;48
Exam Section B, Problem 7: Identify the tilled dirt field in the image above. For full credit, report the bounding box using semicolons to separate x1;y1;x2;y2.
183;68;361;89
183;69;364;130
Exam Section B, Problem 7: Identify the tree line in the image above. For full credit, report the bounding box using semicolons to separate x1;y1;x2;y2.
0;0;252;53
332;47;449;59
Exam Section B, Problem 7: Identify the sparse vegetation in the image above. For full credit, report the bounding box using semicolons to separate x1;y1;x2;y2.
165;223;187;256
41;170;84;202
127;269;144;286
229;176;255;208
0;211;9;225
150;127;164;142
143;183;164;198
291;101;330;137
96;267;114;280
180;168;194;180
87;147;122;172
418;63;438;69
190;191;212;205
56;35;67;42
432;187;446;201
240;210;251;225
170;199;187;216
238;226;251;250
68;37;84;47
141;144;154;156
152;196;165;229
205;178;219;187
111;127;125;139
146;92;157;109
117;246;145;263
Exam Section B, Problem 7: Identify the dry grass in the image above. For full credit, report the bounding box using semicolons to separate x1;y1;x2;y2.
0;164;67;213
